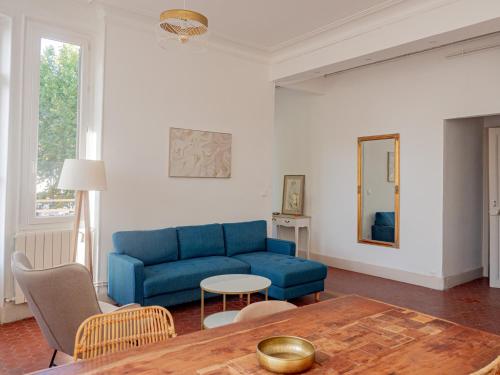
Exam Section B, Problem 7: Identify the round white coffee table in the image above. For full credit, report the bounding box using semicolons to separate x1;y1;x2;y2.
200;274;271;329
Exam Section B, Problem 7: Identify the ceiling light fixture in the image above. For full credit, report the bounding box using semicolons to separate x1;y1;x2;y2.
157;1;208;50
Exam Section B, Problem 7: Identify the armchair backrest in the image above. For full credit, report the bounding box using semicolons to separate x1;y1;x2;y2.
11;252;102;355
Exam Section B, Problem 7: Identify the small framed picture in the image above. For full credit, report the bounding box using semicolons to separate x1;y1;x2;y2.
282;175;305;216
387;152;395;182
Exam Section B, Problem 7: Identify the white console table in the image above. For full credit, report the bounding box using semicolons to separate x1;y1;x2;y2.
272;214;311;259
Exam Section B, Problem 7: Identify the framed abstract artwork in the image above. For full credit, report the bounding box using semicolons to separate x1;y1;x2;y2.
282;175;305;215
169;127;232;178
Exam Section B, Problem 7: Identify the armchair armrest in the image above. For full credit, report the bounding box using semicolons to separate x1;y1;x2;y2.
108;252;144;306
266;238;296;256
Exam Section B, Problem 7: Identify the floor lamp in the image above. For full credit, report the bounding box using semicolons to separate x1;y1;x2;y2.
58;159;107;279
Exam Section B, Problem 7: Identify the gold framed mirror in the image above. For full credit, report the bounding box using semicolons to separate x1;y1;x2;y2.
357;134;400;248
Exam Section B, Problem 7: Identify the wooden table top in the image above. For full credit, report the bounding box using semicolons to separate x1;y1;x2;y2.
35;295;500;374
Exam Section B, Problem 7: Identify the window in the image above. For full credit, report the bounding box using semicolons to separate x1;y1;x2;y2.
36;38;81;217
21;21;89;226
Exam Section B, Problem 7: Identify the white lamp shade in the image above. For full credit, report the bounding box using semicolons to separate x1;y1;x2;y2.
58;159;107;191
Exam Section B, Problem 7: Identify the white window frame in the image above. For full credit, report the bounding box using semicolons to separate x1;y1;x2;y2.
20;19;91;227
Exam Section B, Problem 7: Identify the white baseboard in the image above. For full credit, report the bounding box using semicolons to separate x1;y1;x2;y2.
299;251;484;291
298;250;445;290
444;267;483;289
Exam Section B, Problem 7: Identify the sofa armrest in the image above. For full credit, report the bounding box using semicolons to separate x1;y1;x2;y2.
108;252;144;306
266;238;296;256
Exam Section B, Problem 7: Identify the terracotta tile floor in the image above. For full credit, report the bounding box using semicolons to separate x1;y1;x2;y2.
326;268;500;334
2;267;500;374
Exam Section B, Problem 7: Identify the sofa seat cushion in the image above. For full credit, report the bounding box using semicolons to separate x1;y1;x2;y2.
112;228;178;266
372;225;394;242
143;256;250;298
233;252;327;289
177;224;225;260
223;220;267;256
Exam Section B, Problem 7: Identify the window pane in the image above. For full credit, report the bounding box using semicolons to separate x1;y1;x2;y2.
36;38;80;217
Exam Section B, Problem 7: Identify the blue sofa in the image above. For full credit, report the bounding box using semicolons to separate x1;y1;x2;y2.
371;212;395;242
108;220;327;307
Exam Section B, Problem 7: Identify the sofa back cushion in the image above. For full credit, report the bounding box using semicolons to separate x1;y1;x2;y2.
177;224;225;260
112;228;178;266
374;212;395;227
223;220;267;256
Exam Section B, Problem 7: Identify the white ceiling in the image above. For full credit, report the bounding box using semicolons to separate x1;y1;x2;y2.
97;0;397;51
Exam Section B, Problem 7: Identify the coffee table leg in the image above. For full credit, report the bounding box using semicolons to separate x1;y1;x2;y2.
247;293;251;305
201;289;205;330
265;288;268;301
223;294;226;311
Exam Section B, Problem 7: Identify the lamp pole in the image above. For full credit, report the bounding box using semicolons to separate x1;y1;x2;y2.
71;190;93;277
59;159;107;280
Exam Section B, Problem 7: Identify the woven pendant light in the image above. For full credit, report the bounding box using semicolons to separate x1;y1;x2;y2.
157;3;208;50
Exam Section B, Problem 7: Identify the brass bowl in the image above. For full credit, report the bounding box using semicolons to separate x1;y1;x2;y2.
256;336;315;374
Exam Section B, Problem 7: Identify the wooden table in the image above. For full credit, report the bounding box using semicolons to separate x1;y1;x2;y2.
35;295;500;374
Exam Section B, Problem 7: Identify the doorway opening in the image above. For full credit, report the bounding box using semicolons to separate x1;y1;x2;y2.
443;115;500;288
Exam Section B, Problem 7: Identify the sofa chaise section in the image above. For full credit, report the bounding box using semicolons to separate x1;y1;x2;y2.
223;221;327;301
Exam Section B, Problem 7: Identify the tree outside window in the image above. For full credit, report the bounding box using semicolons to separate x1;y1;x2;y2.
36;39;81;217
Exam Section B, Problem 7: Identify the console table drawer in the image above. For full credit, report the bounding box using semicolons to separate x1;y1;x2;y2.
272;217;295;227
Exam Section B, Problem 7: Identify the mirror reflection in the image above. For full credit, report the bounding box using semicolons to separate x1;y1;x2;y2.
358;134;399;248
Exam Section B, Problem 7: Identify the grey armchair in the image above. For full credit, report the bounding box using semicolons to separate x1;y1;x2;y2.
11;252;137;367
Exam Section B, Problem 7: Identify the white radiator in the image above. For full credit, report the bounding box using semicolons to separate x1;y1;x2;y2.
13;229;75;304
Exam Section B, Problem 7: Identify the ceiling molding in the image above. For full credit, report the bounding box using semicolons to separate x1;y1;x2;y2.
271;0;500;83
271;0;460;64
85;0;424;57
87;0;460;66
268;0;405;53
85;0;480;77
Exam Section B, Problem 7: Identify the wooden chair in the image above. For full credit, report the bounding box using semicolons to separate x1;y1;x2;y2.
470;356;500;375
74;306;176;360
234;301;297;323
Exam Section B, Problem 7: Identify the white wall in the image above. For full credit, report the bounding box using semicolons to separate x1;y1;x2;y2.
272;88;313;250
275;35;500;288
98;16;275;281
272;88;312;214
443;118;484;278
